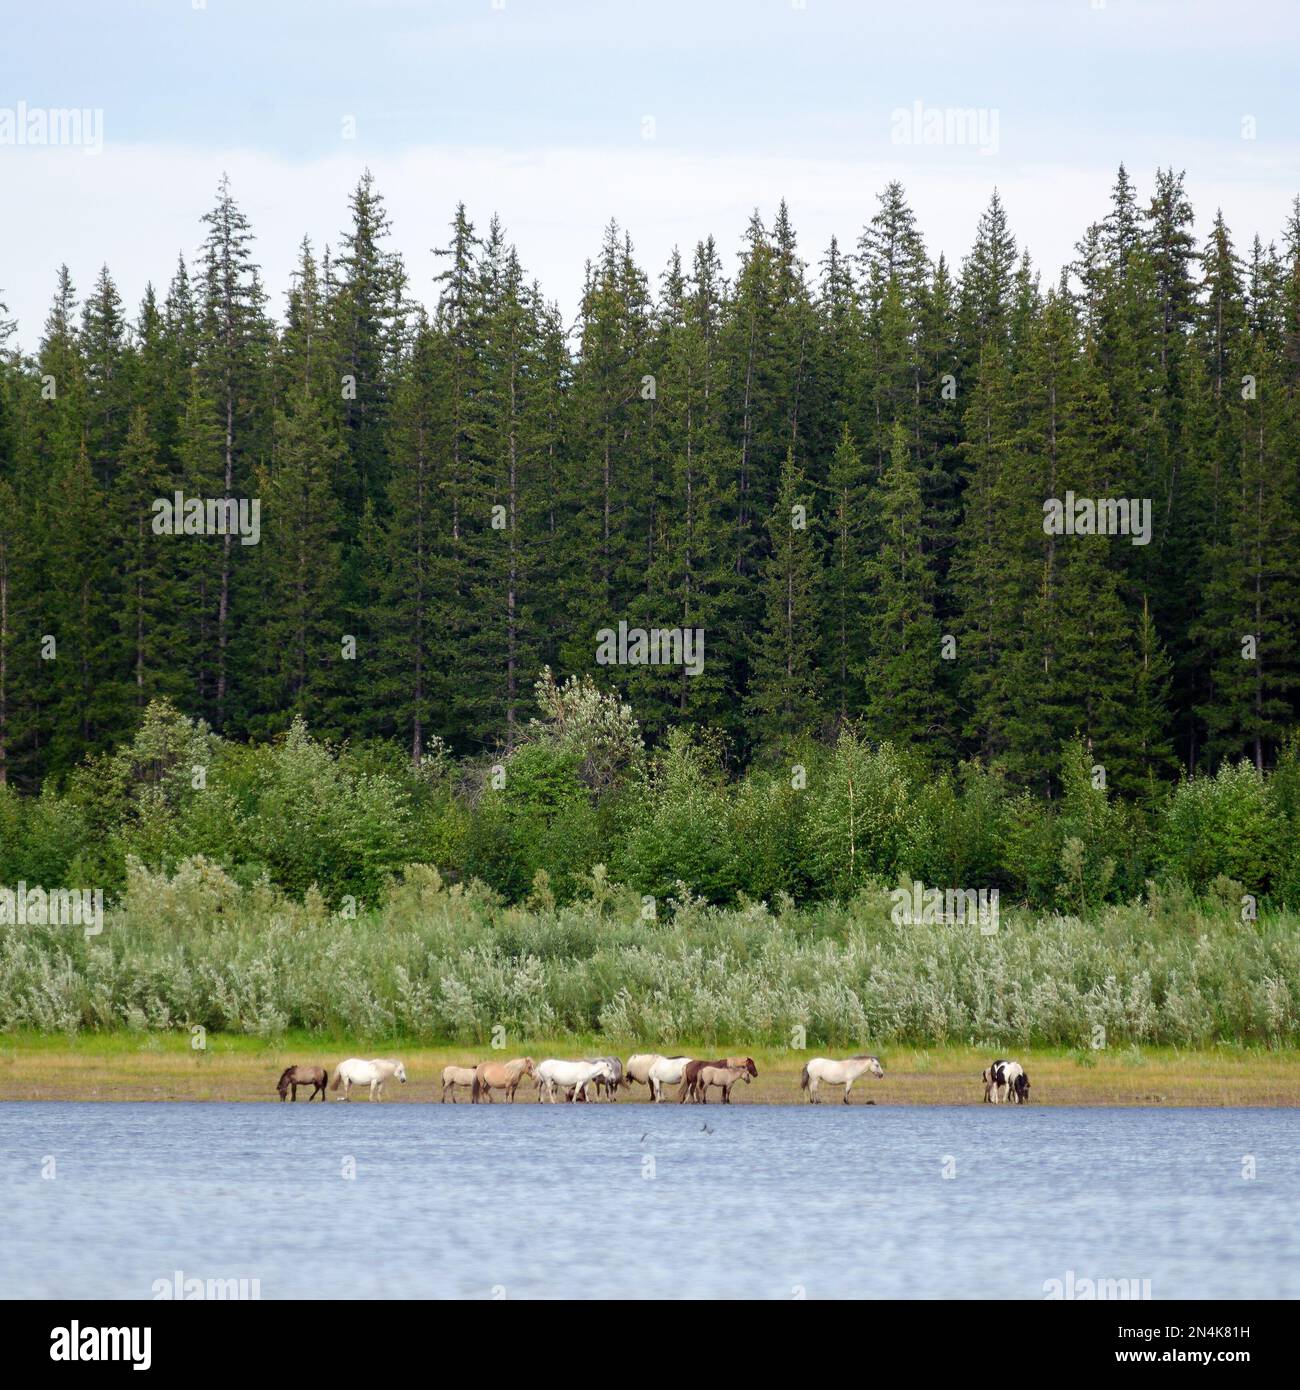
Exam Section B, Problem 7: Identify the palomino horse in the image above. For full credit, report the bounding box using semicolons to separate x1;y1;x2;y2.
329;1058;407;1101
277;1064;328;1102
471;1057;535;1103
441;1065;478;1102
535;1058;614;1103
646;1055;693;1102
679;1057;756;1103
800;1055;884;1104
693;1062;755;1104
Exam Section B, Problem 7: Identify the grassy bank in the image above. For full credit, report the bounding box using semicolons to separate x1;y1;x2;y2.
3;1033;1300;1105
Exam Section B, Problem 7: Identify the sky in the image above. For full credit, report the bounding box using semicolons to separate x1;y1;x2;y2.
1;0;1298;347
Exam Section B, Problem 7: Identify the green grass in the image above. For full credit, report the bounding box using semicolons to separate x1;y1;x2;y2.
3;1032;1300;1105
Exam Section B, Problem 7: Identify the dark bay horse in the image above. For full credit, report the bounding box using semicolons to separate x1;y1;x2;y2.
679;1057;757;1102
277;1064;328;1102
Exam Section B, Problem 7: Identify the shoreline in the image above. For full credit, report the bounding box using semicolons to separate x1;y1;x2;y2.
3;1035;1300;1105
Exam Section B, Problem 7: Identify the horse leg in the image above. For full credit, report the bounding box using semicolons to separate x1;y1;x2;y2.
843;1079;852;1105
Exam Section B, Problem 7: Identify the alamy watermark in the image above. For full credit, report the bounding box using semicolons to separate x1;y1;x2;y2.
1043;492;1151;546
1043;1270;1152;1300
595;620;704;677
152;491;261;546
890;101;999;156
0;882;103;938
0;101;103;155
890;880;999;934
49;1323;150;1370
151;1269;262;1300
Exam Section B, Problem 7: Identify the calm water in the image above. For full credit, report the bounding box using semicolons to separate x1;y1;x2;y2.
1;1103;1296;1299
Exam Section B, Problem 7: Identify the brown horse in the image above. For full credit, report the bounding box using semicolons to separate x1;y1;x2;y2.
277;1064;328;1102
695;1062;755;1104
471;1057;536;1104
678;1056;757;1103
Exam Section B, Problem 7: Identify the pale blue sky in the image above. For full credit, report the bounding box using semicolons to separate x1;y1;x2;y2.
2;0;1297;344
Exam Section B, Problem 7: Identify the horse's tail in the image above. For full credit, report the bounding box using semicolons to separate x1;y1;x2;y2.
471;1073;482;1102
320;1068;328;1091
800;1063;810;1090
329;1070;342;1091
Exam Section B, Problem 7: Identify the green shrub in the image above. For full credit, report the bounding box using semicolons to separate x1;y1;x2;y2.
1158;760;1283;896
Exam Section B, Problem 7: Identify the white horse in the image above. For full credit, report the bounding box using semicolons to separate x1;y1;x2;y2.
329;1058;408;1101
535;1059;614;1103
646;1055;693;1103
801;1055;884;1104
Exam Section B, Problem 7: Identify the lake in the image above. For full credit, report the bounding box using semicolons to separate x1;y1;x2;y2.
2;1103;1296;1299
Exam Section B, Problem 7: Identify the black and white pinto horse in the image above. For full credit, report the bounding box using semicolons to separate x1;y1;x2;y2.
982;1058;1030;1104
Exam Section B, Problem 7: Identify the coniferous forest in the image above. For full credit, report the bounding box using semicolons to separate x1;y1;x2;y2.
2;166;1300;919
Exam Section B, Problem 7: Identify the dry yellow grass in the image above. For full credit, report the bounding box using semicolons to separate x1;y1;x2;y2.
1;1034;1299;1105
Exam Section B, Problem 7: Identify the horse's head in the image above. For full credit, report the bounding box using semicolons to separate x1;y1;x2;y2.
867;1057;885;1079
394;1062;408;1084
1016;1072;1030;1103
744;1058;757;1078
522;1057;536;1076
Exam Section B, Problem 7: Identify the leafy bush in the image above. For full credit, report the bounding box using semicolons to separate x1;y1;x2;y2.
3;857;1298;1046
1158;761;1283;896
612;729;738;903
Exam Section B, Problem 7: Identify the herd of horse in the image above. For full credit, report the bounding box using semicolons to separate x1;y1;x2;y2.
276;1054;1033;1104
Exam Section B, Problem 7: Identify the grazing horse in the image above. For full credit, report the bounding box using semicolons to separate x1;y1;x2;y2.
277;1064;328;1102
329;1058;407;1101
984;1059;1031;1104
800;1055;884;1104
624;1054;664;1095
471;1057;535;1104
646;1055;693;1103
584;1056;625;1100
694;1062;755;1104
679;1057;757;1103
440;1065;478;1103
535;1058;614;1103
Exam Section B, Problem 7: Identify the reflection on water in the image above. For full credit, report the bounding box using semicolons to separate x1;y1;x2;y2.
2;1103;1296;1299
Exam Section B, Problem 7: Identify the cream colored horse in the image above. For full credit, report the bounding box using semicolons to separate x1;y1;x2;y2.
646;1055;693;1102
800;1055;884;1104
624;1054;662;1095
694;1062;754;1104
471;1057;535;1103
441;1065;478;1102
535;1058;614;1103
329;1058;408;1101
